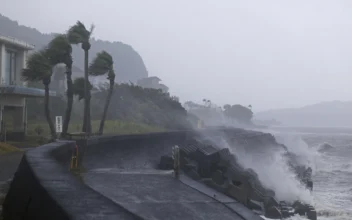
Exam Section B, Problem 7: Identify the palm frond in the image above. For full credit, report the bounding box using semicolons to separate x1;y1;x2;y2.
89;51;113;76
46;34;72;66
67;21;91;44
73;77;93;100
89;24;95;37
22;50;51;82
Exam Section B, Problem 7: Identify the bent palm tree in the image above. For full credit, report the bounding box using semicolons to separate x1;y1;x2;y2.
67;21;94;134
89;51;115;135
22;50;57;140
46;34;73;137
72;77;93;101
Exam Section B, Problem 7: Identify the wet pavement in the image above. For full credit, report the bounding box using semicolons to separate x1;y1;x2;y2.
84;168;245;220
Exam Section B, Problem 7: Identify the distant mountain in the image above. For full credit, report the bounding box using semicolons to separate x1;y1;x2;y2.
0;14;148;83
255;100;352;127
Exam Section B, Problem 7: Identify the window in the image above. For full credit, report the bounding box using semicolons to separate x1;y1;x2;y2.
4;50;17;85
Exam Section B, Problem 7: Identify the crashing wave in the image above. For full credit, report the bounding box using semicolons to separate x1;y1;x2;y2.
159;128;317;220
318;142;335;152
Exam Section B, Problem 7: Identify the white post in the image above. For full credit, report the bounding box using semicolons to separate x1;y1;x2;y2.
55;116;63;137
172;145;180;178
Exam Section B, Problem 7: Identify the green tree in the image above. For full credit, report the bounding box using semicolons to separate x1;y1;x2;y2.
89;51;115;135
22;50;57;140
223;104;253;124
67;21;94;134
73;77;93;101
46;34;73;137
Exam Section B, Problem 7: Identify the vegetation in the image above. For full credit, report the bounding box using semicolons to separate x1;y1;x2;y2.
91;84;189;130
22;50;57;140
27;83;190;133
0;142;22;155
22;34;73;140
223;104;253;124
185;100;254;126
67;21;95;133
88;51;116;134
17;19;254;141
46;34;73;137
25;120;164;137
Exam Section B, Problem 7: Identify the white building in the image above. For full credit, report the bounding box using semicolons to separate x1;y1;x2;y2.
0;34;54;137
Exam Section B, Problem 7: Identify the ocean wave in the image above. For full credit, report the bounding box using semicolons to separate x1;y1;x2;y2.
317;209;352;218
318;142;335;152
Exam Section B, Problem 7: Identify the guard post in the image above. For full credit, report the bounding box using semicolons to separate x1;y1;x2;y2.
172;145;180;178
67;132;88;171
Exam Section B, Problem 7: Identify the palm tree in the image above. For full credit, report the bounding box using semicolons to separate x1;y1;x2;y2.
89;51;115;135
73;77;93;101
46;34;73;137
67;21;94;134
22;50;57;140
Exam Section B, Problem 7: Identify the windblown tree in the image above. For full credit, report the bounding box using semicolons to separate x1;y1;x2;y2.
67;21;94;134
46;34;73;137
72;77;93;101
223;104;253;124
89;51;115;135
22;50;57;140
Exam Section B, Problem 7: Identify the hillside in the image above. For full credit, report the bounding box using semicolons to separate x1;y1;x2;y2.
255;100;352;127
0;14;148;83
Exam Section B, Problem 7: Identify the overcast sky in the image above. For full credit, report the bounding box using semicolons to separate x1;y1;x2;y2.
2;0;352;112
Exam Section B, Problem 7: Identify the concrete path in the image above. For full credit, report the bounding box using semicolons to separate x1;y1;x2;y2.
84;168;246;220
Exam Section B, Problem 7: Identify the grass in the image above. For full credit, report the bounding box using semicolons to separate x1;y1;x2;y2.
26;120;164;137
0;120;164;151
0;142;22;155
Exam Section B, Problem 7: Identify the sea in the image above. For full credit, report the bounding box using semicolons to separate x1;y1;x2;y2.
262;126;352;220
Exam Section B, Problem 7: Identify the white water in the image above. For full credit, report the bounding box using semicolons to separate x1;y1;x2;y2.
212;127;352;219
221;133;314;204
269;128;352;219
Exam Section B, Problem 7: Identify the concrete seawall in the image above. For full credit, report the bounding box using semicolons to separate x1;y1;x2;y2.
2;129;264;220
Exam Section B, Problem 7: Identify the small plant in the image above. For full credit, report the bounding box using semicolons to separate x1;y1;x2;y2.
34;125;44;136
34;125;46;144
76;124;80;132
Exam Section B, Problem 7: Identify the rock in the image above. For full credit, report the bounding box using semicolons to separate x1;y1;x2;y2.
212;170;225;185
186;169;201;180
307;209;317;220
265;206;282;219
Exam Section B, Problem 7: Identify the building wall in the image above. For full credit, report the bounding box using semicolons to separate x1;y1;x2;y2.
0;95;25;107
0;42;28;86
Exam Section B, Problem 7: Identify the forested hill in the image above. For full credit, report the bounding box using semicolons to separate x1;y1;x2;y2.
0;14;148;83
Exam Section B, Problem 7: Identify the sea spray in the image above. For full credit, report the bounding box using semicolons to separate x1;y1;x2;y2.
212;133;314;204
273;133;319;174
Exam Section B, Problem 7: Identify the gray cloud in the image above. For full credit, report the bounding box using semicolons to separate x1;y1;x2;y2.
2;0;352;111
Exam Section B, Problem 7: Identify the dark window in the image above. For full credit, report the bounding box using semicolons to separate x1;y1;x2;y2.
5;50;17;85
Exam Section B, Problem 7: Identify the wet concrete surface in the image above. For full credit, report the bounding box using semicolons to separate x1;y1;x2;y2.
81;134;263;220
84;169;244;220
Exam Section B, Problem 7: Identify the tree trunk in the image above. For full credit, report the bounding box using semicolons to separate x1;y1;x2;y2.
62;64;73;137
82;49;92;134
43;81;57;140
98;79;114;135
